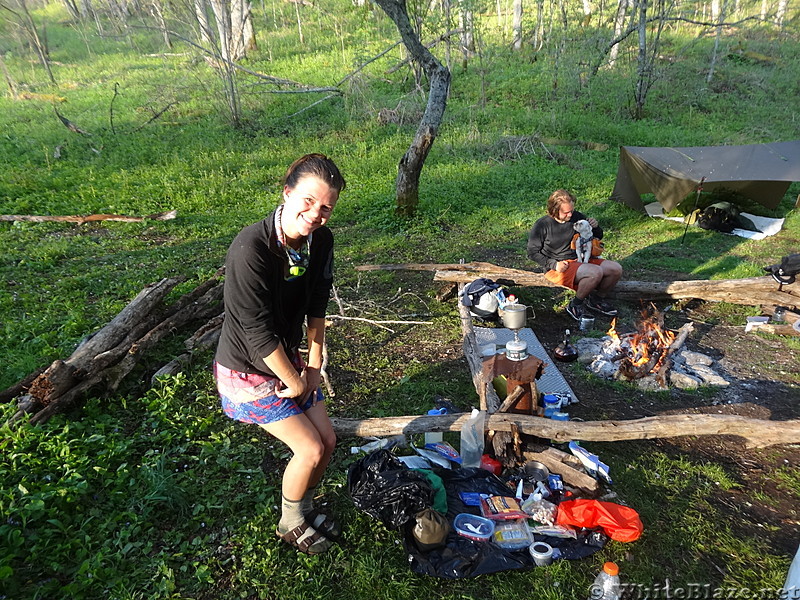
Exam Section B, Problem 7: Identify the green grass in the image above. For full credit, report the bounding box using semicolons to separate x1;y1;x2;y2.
1;1;799;598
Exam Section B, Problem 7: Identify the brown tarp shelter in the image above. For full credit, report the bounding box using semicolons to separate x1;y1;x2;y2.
610;141;800;213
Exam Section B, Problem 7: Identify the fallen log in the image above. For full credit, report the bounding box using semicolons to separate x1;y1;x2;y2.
0;210;178;224
3;273;225;425
329;413;800;449
356;261;800;308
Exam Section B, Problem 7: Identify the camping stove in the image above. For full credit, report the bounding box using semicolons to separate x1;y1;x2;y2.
500;304;529;361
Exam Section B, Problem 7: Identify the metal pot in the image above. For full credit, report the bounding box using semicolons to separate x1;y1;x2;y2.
499;304;528;330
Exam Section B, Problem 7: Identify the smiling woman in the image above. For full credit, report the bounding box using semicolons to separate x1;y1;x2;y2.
213;153;346;555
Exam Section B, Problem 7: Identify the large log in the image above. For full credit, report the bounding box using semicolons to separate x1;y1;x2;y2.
4;273;225;425
329;413;800;449
356;261;800;308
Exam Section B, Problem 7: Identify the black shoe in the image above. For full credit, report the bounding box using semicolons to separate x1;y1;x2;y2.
585;294;618;316
565;300;584;321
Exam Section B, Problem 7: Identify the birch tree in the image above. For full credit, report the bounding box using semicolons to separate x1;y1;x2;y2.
607;0;628;67
374;0;451;217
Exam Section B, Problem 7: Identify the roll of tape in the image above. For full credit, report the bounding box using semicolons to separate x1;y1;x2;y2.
529;541;554;566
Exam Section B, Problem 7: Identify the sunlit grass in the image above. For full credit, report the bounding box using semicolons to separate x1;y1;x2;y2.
0;2;798;598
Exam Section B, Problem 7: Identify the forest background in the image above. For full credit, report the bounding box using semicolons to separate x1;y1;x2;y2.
0;0;798;597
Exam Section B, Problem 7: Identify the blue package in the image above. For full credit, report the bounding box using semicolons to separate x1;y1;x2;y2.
547;473;564;492
459;492;489;506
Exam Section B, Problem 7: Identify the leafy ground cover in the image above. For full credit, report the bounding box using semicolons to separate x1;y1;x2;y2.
1;1;798;598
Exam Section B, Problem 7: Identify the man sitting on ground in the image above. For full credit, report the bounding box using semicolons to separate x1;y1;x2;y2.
527;189;623;321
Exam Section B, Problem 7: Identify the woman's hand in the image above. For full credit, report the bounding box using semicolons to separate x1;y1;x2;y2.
276;369;307;399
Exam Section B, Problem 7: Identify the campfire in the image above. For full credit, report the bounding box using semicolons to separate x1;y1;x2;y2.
606;307;677;382
575;306;729;391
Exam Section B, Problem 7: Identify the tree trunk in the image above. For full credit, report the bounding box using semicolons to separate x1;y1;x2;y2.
17;0;56;84
80;0;94;20
706;0;727;83
459;7;474;67
533;0;544;50
776;0;787;26
230;0;256;57
195;0;215;47
293;0;304;45
512;0;523;49
581;0;592;26
208;0;243;124
62;0;81;20
151;0;173;49
355;261;800;308
607;0;628;67
374;0;452;218
632;0;648;118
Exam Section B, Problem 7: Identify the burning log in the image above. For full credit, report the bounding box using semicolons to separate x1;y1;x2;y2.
605;307;692;385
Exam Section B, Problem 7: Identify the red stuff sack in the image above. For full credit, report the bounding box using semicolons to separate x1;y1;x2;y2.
556;499;643;542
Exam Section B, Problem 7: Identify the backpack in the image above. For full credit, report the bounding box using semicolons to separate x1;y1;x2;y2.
764;253;800;285
697;202;740;233
460;278;504;319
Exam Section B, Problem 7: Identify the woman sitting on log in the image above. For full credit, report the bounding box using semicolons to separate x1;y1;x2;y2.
213;154;345;555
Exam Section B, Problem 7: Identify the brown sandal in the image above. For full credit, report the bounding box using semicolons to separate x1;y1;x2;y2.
275;520;332;555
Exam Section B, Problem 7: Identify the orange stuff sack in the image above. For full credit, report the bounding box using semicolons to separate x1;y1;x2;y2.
556;499;643;542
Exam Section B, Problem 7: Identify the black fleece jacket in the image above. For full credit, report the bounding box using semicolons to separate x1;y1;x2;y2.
526;210;603;272
215;208;333;375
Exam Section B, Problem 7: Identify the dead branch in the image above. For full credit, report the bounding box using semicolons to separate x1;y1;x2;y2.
54;107;92;135
0;210;178;224
337;40;402;86
131;102;179;133
385;28;463;74
326;314;432;331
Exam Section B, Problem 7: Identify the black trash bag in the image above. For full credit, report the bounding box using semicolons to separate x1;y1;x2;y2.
347;449;435;529
405;466;533;578
349;455;609;578
405;467;608;578
532;529;609;561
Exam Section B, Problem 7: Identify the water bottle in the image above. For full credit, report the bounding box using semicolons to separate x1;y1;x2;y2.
424;407;448;445
588;562;620;600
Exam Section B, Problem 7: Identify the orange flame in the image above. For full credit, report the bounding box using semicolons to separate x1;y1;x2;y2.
607;308;676;376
